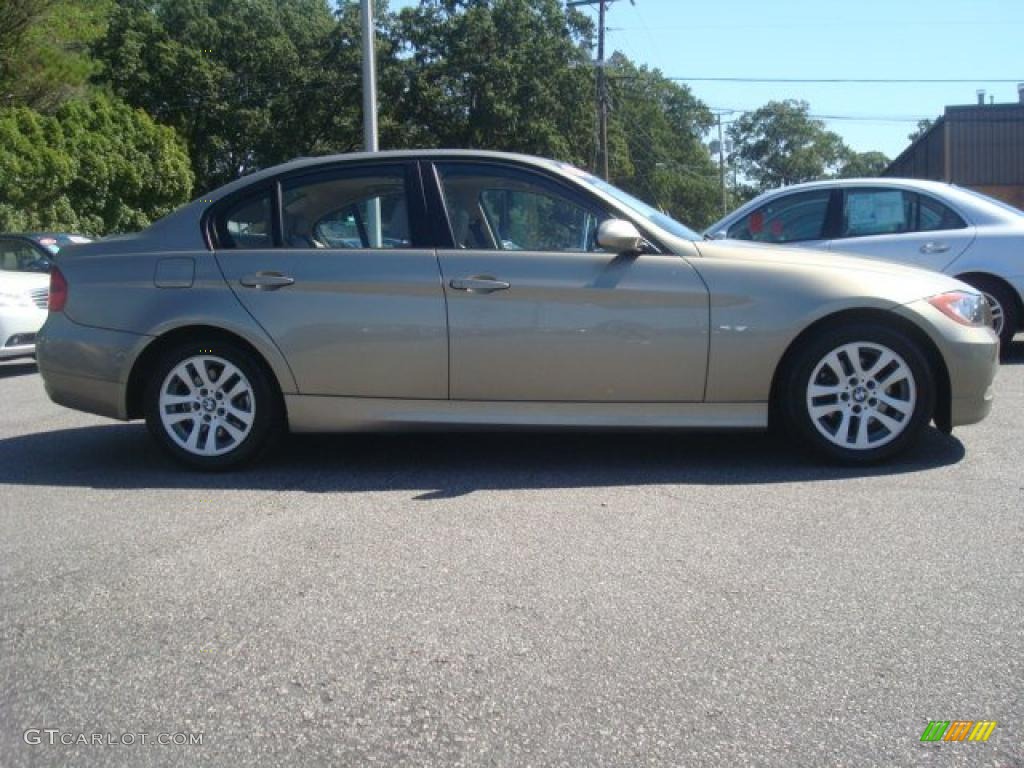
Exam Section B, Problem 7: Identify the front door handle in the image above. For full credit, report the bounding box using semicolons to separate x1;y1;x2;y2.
449;276;511;294
239;271;295;290
920;242;950;254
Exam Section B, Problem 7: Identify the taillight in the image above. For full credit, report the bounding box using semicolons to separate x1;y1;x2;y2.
49;267;67;312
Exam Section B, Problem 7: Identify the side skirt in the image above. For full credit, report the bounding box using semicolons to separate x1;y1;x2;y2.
285;395;768;433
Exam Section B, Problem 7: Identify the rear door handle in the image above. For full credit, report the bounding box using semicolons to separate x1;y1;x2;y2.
449;276;511;294
920;242;950;254
239;271;295;290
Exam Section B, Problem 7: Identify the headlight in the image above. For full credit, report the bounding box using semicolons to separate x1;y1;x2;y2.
0;290;32;308
927;291;991;327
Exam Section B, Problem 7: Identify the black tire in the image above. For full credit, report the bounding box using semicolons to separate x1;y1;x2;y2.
778;322;936;464
958;275;1019;355
143;339;283;470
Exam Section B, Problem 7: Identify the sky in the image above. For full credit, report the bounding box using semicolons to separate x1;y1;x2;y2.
389;0;1023;161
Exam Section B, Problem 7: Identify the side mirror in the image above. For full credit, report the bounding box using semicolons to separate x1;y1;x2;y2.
707;230;728;240
597;219;644;254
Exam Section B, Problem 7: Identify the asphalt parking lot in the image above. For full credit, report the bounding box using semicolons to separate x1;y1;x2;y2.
1;343;1022;768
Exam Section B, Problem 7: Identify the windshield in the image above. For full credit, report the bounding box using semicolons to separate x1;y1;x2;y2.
550;162;702;241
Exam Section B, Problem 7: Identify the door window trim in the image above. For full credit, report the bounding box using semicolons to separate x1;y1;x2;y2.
832;187;969;241
728;188;838;244
204;160;432;251
422;159;668;254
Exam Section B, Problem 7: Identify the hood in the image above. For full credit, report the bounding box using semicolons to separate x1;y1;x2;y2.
693;239;970;300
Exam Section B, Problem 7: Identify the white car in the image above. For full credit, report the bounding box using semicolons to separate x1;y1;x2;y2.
705;178;1024;350
0;234;91;360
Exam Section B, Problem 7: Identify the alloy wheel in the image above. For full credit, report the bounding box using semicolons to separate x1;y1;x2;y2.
805;341;917;451
981;291;1005;337
158;355;256;457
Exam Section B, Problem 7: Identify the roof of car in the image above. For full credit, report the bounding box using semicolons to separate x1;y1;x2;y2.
749;177;960;194
200;149;570;201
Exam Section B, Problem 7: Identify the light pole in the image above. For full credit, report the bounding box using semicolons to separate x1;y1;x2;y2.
360;0;381;246
360;0;379;154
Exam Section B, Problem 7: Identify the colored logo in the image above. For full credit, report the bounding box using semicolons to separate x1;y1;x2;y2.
920;720;997;742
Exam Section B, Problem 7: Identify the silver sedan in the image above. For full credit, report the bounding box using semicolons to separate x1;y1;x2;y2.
37;151;998;469
704;177;1024;349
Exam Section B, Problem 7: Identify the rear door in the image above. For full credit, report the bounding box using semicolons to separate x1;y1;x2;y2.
428;161;708;402
213;162;448;398
828;187;976;270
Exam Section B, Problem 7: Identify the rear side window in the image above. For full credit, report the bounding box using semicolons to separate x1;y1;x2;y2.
838;189;967;239
282;167;410;249
727;190;831;244
220;193;274;249
840;189;913;237
918;195;966;232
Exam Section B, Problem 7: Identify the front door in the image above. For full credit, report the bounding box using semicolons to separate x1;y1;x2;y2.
214;163;448;398
430;161;708;402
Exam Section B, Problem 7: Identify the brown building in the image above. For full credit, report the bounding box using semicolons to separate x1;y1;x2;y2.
883;87;1024;210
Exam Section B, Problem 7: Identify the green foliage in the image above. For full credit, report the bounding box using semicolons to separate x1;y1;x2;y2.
94;0;340;191
0;94;193;233
0;0;112;110
837;150;890;179
0;0;895;236
907;118;934;143
727;100;847;195
391;0;596;164
605;53;718;229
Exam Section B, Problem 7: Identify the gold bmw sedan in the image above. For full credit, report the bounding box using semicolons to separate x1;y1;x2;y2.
36;151;998;469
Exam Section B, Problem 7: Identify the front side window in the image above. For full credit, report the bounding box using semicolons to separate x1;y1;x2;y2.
727;190;831;243
0;239;48;272
437;164;606;252
282;167;410;249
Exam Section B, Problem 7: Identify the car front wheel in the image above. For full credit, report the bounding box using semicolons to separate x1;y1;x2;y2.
780;323;936;463
144;340;281;470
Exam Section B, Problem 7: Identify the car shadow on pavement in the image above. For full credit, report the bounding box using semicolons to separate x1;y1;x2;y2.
0;361;37;379
1001;338;1023;365
0;423;966;495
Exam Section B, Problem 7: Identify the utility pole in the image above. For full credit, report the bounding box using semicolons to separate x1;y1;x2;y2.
597;0;608;180
360;0;381;246
717;113;726;215
569;0;630;180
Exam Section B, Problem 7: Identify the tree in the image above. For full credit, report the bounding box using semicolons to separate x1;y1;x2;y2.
907;118;934;143
390;0;597;165
837;150;890;179
0;94;193;233
604;53;718;229
94;0;343;191
727;100;847;194
0;0;111;110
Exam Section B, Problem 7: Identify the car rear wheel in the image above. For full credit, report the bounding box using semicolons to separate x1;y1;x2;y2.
779;323;935;463
959;276;1018;354
144;340;281;470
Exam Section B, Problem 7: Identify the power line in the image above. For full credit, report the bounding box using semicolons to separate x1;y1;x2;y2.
665;77;1024;84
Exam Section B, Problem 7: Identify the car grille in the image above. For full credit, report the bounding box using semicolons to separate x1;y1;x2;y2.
29;288;48;309
5;333;36;348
